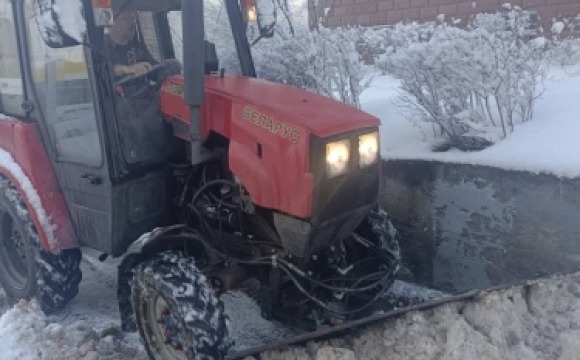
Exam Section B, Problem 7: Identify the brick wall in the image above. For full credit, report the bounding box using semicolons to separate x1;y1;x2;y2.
310;0;580;30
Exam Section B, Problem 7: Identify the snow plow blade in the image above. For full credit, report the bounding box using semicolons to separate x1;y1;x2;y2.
225;276;561;359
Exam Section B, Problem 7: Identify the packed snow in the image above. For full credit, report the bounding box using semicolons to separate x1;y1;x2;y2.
362;69;580;179
0;248;443;358
260;273;580;360
0;249;294;359
0;301;145;360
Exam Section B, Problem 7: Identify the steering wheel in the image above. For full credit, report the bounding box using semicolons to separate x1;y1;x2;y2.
113;62;165;88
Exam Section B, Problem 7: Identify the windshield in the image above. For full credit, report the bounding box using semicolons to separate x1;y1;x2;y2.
168;0;242;75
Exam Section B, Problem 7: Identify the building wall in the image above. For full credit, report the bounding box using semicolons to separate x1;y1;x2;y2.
310;0;580;29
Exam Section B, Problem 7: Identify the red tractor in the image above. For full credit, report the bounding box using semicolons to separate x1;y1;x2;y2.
0;0;400;358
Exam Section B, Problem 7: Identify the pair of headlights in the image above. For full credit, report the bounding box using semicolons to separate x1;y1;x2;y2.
325;131;379;178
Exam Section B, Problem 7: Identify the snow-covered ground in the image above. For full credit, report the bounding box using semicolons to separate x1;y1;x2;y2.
0;249;445;359
1;249;578;360
0;225;436;358
0;249;296;359
363;66;580;178
0;250;146;360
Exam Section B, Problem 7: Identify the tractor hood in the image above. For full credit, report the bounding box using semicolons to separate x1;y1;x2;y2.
159;75;380;140
159;75;381;223
204;76;379;138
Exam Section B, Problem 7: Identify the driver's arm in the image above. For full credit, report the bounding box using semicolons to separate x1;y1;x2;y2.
113;41;157;77
114;62;152;76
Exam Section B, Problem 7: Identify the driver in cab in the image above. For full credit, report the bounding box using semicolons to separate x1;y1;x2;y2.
106;11;180;97
105;10;179;163
107;11;156;80
106;11;158;98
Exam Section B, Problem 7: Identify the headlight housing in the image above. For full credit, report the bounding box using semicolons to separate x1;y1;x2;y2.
359;132;379;167
326;139;350;178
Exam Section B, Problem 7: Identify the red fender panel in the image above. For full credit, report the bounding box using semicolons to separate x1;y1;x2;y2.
0;117;77;252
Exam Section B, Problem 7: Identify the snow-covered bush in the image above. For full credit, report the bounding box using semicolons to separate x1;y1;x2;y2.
253;27;372;108
549;16;580;67
376;9;549;149
551;38;580;67
362;22;437;62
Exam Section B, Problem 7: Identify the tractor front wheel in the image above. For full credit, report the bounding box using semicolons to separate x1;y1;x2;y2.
0;180;82;313
132;252;232;360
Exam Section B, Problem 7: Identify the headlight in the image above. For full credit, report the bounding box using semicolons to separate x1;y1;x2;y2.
359;132;379;167
326;140;350;178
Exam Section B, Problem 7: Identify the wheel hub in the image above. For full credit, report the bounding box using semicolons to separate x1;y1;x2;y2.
142;291;188;360
159;308;183;350
0;212;29;290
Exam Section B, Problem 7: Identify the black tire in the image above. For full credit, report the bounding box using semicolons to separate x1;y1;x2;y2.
357;206;401;264
132;252;232;360
118;253;141;332
0;180;82;314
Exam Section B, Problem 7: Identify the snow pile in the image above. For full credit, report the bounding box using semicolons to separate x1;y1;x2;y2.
260;272;580;360
222;291;297;351
0;250;578;360
0;249;296;358
0;301;146;360
364;71;580;178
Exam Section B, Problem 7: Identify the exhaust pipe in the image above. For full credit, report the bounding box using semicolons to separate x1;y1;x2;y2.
181;0;214;164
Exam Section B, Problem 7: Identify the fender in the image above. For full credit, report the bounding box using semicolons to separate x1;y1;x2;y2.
0;117;78;252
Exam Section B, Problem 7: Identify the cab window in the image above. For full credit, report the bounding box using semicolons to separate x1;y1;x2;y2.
0;0;24;116
169;0;243;75
137;12;162;62
25;0;103;165
104;10;176;165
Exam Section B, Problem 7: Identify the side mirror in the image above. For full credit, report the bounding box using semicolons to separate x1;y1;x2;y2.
204;41;219;75
34;0;85;48
256;0;277;38
244;0;276;38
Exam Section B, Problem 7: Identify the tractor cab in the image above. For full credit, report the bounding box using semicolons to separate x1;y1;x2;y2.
2;0;271;256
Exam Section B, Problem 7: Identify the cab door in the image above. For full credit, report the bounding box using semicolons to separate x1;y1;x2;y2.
16;0;170;256
17;0;116;253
